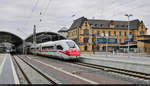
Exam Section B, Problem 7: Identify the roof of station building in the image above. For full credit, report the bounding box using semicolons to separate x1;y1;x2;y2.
69;16;142;31
0;31;23;46
25;31;66;44
58;27;68;32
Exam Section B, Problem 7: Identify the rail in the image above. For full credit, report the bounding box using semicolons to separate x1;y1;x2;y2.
72;62;150;80
13;55;57;84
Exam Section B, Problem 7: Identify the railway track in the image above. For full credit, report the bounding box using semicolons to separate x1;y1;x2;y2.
72;62;150;80
12;55;57;84
24;55;150;80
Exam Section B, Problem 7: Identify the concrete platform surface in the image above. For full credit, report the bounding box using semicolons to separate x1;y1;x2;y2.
80;54;150;74
0;54;19;84
81;54;150;65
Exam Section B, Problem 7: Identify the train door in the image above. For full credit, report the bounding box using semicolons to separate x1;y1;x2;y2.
39;45;41;55
53;44;57;56
49;45;54;56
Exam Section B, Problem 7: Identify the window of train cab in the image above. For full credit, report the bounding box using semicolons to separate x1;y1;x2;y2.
56;45;63;50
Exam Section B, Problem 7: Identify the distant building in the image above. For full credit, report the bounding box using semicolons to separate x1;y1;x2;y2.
0;42;14;53
137;35;150;54
68;17;147;54
57;27;68;38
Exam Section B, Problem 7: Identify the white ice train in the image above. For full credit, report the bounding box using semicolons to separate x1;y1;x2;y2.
30;40;80;60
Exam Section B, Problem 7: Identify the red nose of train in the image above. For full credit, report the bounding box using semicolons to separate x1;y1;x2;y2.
65;49;80;56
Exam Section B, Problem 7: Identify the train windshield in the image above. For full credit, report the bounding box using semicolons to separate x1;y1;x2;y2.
66;41;76;49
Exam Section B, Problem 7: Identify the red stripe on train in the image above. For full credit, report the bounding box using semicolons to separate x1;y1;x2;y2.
38;49;80;56
39;50;56;52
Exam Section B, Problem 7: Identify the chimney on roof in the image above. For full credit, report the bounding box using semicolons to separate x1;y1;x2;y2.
141;20;143;23
110;20;114;24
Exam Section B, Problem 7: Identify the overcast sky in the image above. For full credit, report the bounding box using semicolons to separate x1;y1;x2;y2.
0;0;150;39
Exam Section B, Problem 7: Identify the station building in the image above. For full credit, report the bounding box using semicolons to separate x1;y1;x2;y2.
0;31;23;53
68;17;147;54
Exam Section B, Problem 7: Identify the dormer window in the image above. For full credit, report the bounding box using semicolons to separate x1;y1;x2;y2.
95;24;99;27
116;25;119;27
90;24;95;28
122;25;125;27
95;24;97;27
100;24;104;27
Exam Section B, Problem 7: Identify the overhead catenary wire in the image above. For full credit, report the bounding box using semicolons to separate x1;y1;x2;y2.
17;0;40;39
43;0;52;15
24;0;40;25
36;0;53;30
31;0;40;13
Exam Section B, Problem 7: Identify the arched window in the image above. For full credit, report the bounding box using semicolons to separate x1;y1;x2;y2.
119;32;121;36
114;31;116;36
124;32;127;36
108;31;111;36
129;32;132;35
84;29;89;35
84;46;88;51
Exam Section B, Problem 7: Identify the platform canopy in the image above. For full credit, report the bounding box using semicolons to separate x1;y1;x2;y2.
0;31;23;46
25;31;66;44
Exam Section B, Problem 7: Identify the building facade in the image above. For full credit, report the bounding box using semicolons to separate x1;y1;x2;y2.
68;17;147;54
137;35;150;54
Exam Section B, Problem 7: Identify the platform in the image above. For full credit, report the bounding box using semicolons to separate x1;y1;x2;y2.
0;54;19;84
80;53;150;74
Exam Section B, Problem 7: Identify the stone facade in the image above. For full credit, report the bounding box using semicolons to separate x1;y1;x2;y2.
68;17;147;54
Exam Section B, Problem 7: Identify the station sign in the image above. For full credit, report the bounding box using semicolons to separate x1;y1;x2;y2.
125;38;133;42
96;38;117;44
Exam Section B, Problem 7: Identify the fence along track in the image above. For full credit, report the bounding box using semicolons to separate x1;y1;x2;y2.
73;62;150;80
14;55;57;84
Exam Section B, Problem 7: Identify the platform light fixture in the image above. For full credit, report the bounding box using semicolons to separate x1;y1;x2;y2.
125;14;133;57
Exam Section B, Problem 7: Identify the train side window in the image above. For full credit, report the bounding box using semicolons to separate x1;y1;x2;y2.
42;47;46;50
49;46;54;50
56;45;63;50
66;41;76;48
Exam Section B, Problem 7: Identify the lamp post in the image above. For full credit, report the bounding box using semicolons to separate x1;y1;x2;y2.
106;34;108;57
125;14;133;57
33;25;37;55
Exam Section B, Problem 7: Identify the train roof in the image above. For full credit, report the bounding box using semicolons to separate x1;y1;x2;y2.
30;40;75;48
38;39;74;46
